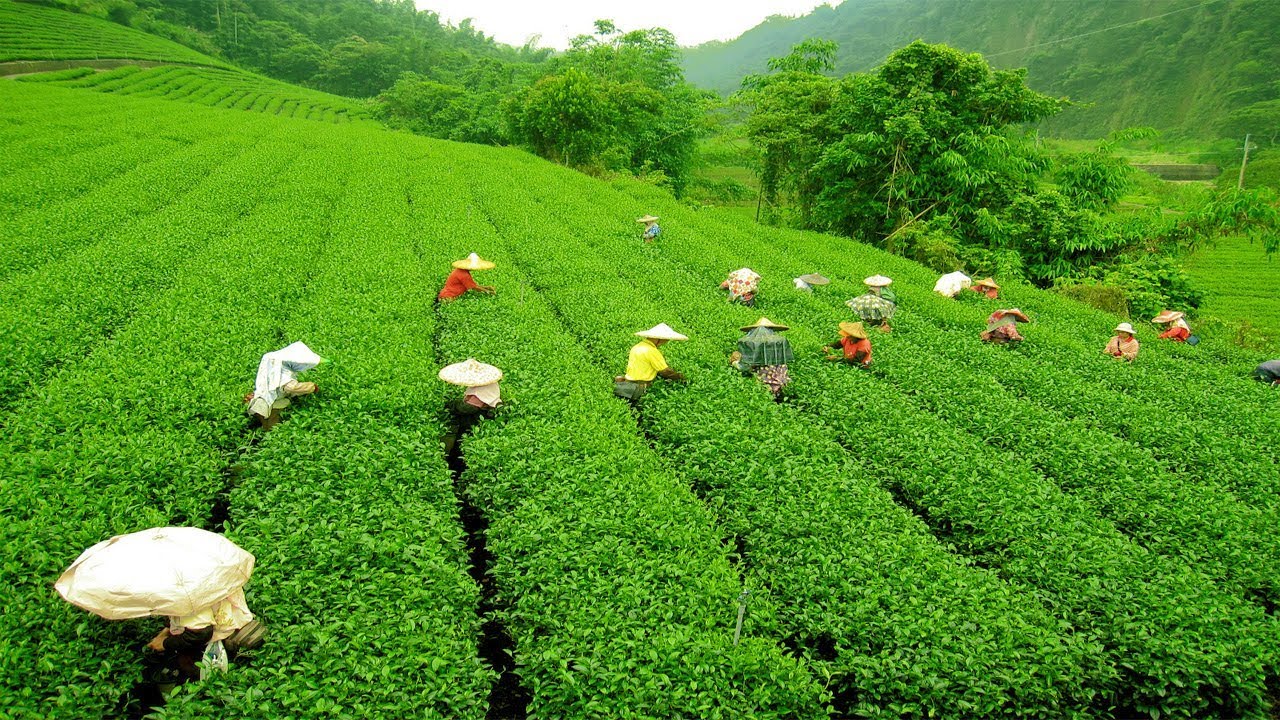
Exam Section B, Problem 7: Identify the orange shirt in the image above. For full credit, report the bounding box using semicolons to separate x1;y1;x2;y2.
1159;326;1189;341
438;268;479;300
837;336;872;365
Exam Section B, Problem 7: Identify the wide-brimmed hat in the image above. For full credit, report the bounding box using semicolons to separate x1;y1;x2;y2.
1152;310;1184;324
864;275;893;287
740;317;789;332
973;277;1000;289
838;321;868;339
995;308;1030;323
635;215;660;224
452;253;495;270
797;273;830;286
1114;322;1136;335
438;358;503;386
635;323;688;341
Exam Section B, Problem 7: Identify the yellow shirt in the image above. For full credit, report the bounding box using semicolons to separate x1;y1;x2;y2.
625;340;668;382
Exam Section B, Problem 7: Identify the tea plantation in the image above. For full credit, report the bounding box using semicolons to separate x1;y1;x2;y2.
2;4;1278;720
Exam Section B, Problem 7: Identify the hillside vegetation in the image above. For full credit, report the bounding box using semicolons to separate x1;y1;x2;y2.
682;0;1280;138
4;41;1280;718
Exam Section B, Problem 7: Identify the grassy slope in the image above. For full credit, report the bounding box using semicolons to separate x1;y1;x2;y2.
1186;235;1280;341
0;1;231;67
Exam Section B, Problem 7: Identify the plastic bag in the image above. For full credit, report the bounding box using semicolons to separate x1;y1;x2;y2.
199;640;229;680
1186;334;1200;346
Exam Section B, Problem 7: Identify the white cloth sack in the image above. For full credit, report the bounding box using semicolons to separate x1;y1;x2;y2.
794;278;812;291
55;527;255;621
934;271;972;298
465;382;502;408
250;341;323;416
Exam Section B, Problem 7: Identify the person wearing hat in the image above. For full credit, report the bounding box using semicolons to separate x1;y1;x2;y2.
614;324;687;401
244;341;322;431
1152;310;1191;342
637;215;661;242
438;253;496;301
729;317;794;398
847;276;897;332
793;273;830;292
1104;323;1140;362
1253;360;1280;385
980;308;1030;344
971;278;1000;300
824;321;872;367
720;268;761;306
439;358;503;416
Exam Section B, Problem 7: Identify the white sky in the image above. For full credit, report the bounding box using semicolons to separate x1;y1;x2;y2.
415;1;833;50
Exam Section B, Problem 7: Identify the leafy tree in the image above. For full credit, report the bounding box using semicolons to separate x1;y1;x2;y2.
506;68;619;168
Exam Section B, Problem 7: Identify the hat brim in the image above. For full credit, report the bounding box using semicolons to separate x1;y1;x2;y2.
740;319;789;332
797;274;830;285
864;275;893;287
439;361;503;386
838;322;868;339
452;258;496;270
635;215;659;223
636;329;688;341
1152;311;1183;323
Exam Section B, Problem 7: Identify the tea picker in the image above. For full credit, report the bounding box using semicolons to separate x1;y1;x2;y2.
55;527;264;695
846;275;897;332
636;214;661;242
729;317;794;398
933;271;971;298
614;323;688;402
971;277;1000;299
793;273;830;292
1152;310;1192;342
825;321;873;367
980;308;1030;344
244;341;322;430
720;268;761;306
438;253;496;301
1104;323;1140;362
1253;359;1280;385
438;358;503;452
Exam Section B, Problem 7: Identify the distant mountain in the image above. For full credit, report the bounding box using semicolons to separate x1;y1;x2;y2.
682;0;1280;138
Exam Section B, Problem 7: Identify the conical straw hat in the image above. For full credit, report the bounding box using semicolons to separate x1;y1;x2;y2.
973;277;1000;289
452;253;496;270
635;215;660;223
740;317;789;332
838;321;868;339
438;358;503;386
797;273;830;285
635;323;688;341
864;275;893;287
1152;310;1184;324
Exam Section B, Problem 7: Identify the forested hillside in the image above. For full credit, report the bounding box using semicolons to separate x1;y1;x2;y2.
682;0;1280;138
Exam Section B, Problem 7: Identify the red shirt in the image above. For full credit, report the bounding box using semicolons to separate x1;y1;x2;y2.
840;336;872;365
438;268;479;300
1159;326;1189;341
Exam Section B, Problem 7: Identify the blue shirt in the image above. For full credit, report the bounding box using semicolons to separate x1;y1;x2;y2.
643;224;661;239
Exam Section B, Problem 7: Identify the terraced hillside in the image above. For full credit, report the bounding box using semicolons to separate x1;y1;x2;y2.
1;2;369;123
2;47;1279;720
0;1;230;67
1187;234;1280;344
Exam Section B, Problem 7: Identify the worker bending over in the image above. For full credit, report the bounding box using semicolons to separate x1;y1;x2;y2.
438;253;496;301
614;323;687;401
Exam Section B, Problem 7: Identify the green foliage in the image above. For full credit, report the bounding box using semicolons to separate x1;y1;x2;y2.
681;0;1280;140
506;22;709;194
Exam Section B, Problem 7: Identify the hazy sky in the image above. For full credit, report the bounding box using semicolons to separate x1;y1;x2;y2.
415;1;833;50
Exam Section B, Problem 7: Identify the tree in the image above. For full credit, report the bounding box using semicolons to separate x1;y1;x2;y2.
506;68;618;168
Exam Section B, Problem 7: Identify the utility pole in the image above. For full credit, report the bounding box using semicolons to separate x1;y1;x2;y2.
1237;133;1255;190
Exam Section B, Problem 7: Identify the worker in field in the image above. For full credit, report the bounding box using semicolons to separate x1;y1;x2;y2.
1104;323;1140;362
1253;359;1280;385
720;268;761;306
729;317;794;398
1152;310;1191;342
846;275;897;332
934;271;971;298
438;359;503;452
637;214;661;242
981;308;1030;344
793;273;830;292
614;323;687;401
824;321;872;368
438;253;496;301
244;341;321;430
971;278;1000;299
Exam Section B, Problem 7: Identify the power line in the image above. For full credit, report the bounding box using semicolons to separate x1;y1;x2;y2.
986;0;1229;59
